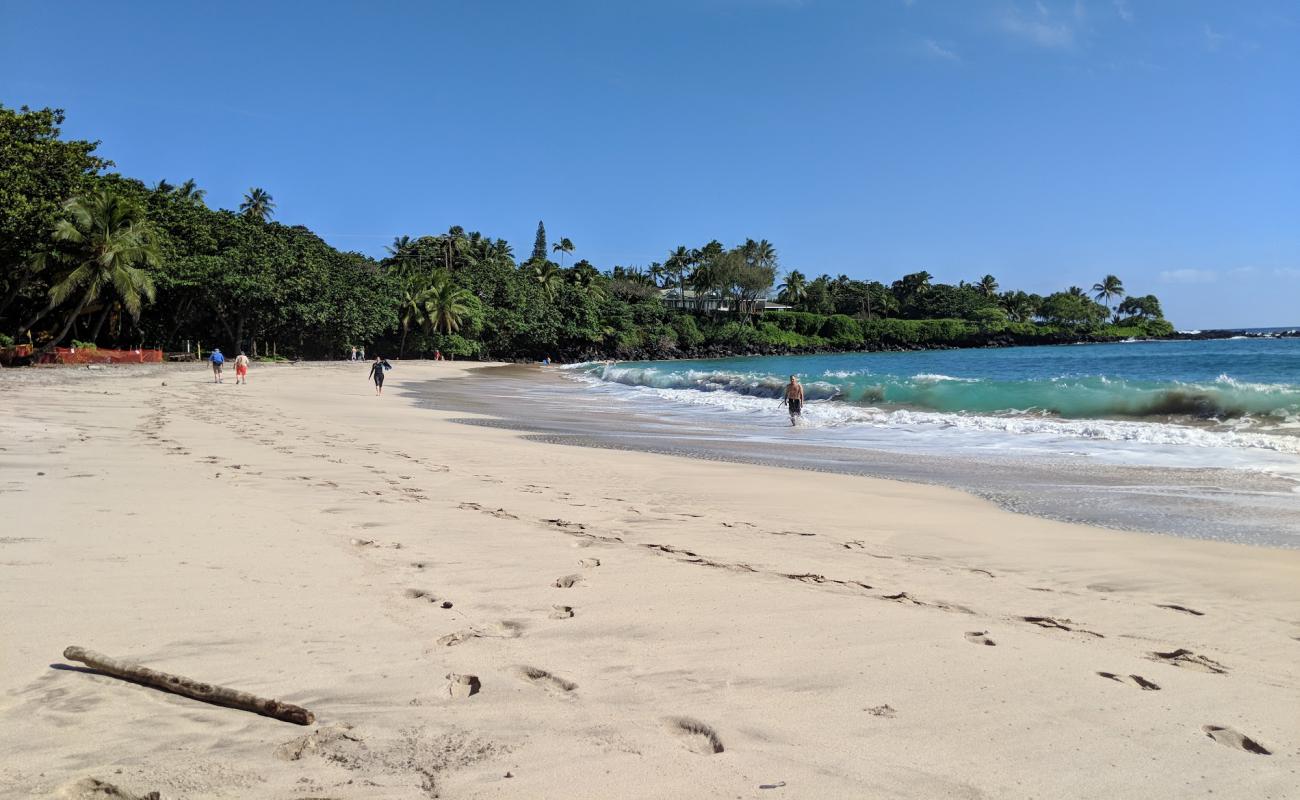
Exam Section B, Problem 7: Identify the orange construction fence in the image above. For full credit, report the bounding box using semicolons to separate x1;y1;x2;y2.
36;347;164;365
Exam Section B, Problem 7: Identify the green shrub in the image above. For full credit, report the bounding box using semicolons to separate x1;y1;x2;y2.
71;339;98;350
671;315;704;348
0;333;13;348
820;314;862;346
765;310;826;337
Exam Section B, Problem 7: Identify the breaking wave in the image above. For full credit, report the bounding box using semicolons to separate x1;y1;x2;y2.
576;363;1300;425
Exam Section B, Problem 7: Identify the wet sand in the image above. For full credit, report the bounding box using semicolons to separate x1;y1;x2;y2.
416;365;1300;547
1;361;1298;799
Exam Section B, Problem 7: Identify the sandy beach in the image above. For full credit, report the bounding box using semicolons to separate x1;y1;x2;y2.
1;360;1297;799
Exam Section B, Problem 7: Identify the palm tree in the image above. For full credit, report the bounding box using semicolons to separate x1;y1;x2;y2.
665;245;693;300
534;261;563;299
424;273;474;334
647;262;667;288
689;262;719;312
151;179;175;194
39;190;160;354
397;282;432;358
569;260;606;301
551;237;575;265
977;274;999;297
239;187;275;222
176;179;206;205
1091;274;1125;309
1067;286;1087;298
778;270;808;307
387;235;413;258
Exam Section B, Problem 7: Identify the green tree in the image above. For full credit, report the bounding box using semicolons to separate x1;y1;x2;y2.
1117;294;1163;319
976;274;999;297
0;105;111;322
778;270;808;306
37;189;160;352
424;273;475;333
531;220;548;263
175;179;206;206
665;245;694;299
239;187;275;222
891;271;932;313
714;247;776;321
534;261;563;299
1040;291;1108;328
1092;274;1125;309
551;237;574;265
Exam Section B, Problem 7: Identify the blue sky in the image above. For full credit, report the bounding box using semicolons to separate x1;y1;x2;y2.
2;0;1296;328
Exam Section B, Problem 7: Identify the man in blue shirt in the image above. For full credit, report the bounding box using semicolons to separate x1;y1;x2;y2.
210;348;225;383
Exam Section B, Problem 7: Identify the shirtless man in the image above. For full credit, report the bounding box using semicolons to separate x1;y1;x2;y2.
782;374;804;426
234;351;250;384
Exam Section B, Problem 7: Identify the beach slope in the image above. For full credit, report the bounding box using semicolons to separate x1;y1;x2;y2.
1;362;1297;799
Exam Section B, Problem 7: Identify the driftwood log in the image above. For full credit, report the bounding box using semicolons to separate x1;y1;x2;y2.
62;646;315;725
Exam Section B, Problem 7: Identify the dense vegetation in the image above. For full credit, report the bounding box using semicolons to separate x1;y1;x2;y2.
1;104;1174;362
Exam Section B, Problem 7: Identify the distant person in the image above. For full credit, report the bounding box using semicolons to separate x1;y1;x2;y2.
350;346;357;362
782;374;804;426
434;349;442;361
210;348;225;383
368;355;390;396
359;345;366;361
541;355;551;366
234;351;250;384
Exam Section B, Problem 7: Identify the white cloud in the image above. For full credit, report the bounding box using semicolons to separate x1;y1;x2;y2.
922;38;961;61
1273;267;1300;279
1203;24;1225;52
1000;4;1078;49
1113;0;1132;22
1160;269;1218;284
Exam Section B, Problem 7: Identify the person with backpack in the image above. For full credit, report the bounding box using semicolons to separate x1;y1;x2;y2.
210;348;225;383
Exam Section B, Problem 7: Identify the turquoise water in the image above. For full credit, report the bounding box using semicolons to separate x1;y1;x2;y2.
578;339;1300;430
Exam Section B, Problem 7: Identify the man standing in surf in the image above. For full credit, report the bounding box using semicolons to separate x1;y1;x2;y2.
782;375;805;426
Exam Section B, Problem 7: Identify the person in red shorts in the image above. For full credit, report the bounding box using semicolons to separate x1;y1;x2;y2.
234;351;250;385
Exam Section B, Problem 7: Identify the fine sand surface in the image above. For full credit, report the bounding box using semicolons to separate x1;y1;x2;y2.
1;361;1297;799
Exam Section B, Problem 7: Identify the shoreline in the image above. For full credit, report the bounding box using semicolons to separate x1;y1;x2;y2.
2;361;1298;799
411;364;1300;549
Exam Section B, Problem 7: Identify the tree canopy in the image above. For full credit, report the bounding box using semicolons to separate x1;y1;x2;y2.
1;103;1176;360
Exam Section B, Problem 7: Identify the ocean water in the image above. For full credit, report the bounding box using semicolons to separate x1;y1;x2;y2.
571;338;1300;470
413;338;1300;546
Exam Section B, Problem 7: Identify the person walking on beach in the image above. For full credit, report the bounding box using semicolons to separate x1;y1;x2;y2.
210;348;225;383
782;374;804;426
234;351;250;385
368;355;390;396
350;346;357;362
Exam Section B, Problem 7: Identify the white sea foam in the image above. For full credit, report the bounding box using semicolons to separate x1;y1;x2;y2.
911;373;980;383
567;370;1300;463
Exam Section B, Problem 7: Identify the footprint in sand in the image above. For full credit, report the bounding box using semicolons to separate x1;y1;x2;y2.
438;621;525;646
1147;648;1227;674
459;502;519;519
550;605;575;619
964;631;996;646
446;673;482;698
404;588;453;609
1097;672;1161;690
664;717;724;755
1202;725;1270;755
1021;616;1104;638
553;574;583;588
514;666;577;693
